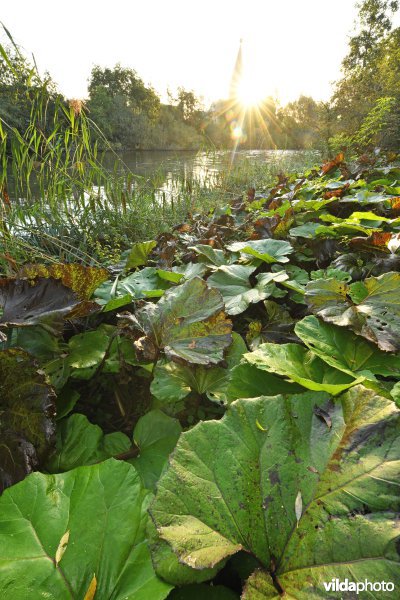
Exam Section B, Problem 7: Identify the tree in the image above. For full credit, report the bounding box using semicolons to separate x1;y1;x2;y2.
88;64;160;122
277;96;333;150
343;0;398;71
331;0;400;149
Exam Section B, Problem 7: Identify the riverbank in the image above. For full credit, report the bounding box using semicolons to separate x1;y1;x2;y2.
0;150;319;273
1;151;400;599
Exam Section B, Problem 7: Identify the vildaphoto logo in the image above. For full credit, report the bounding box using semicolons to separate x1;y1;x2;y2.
323;578;395;594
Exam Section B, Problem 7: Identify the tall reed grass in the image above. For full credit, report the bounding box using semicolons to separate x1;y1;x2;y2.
0;28;319;274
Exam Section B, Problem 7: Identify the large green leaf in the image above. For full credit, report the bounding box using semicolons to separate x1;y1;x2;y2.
151;333;247;405
225;363;303;400
125;240;157;269
305;272;400;352
226;239;293;264
0;460;172;599
0;349;56;492
95;267;171;304
46;414;131;473
131;277;232;365
244;343;362;394
67;329;110;369
295;315;400;377
207;265;288;315
151;388;400;596
130;410;182;491
189;244;238;266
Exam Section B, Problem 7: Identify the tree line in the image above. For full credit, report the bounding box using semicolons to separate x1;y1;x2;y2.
0;0;399;154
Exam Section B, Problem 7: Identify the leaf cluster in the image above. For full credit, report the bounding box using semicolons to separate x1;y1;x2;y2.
1;153;400;598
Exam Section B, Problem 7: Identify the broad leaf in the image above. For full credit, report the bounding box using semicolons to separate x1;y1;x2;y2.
46;414;131;472
147;519;224;586
0;277;97;333
226;239;293;264
189;244;238;266
151;388;400;596
67;329;110;369
151;333;247;405
207;265;288;315
125;240;157;269
0;460;172;599
305;272;400;352
95;267;171;304
19;263;109;299
131;277;232;365
295;315;400;377
226;363;303;401
130;410;182;491
244;343;362;394
0;349;56;492
172;262;207;281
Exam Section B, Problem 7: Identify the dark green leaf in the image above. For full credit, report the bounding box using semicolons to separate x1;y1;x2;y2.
46;414;130;472
132;277;232;365
0;349;56;492
130;410;182;490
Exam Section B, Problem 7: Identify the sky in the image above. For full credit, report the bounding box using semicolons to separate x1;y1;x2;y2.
0;1;393;106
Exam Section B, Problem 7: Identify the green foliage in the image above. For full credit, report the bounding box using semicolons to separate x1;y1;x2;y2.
130;410;182;490
2;125;400;597
126;276;232;365
151;388;400;594
332;2;400;150
46;413;130;473
0;349;56;492
244;342;362;394
305;272;400;352
207;266;288;315
0;460;172;599
355;96;396;148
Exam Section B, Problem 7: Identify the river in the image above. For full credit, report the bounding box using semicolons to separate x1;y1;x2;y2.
102;149;319;197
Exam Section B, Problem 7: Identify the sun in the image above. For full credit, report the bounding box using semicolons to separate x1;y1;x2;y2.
235;73;269;108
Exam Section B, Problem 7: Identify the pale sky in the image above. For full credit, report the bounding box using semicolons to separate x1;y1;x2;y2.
1;1;397;106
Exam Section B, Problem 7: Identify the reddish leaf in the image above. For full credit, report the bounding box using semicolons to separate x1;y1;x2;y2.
349;232;392;251
320;152;345;175
323;183;350;199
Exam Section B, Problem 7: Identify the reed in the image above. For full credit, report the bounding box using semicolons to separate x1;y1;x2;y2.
0;31;319;273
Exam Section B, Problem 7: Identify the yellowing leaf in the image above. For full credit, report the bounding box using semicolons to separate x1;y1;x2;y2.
55;530;70;566
84;574;97;600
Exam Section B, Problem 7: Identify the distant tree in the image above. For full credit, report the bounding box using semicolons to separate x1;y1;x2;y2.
88;64;160;122
276;96;333;150
175;88;199;121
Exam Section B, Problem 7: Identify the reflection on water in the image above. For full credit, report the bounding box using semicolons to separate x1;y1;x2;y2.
102;149;317;200
8;149;318;209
